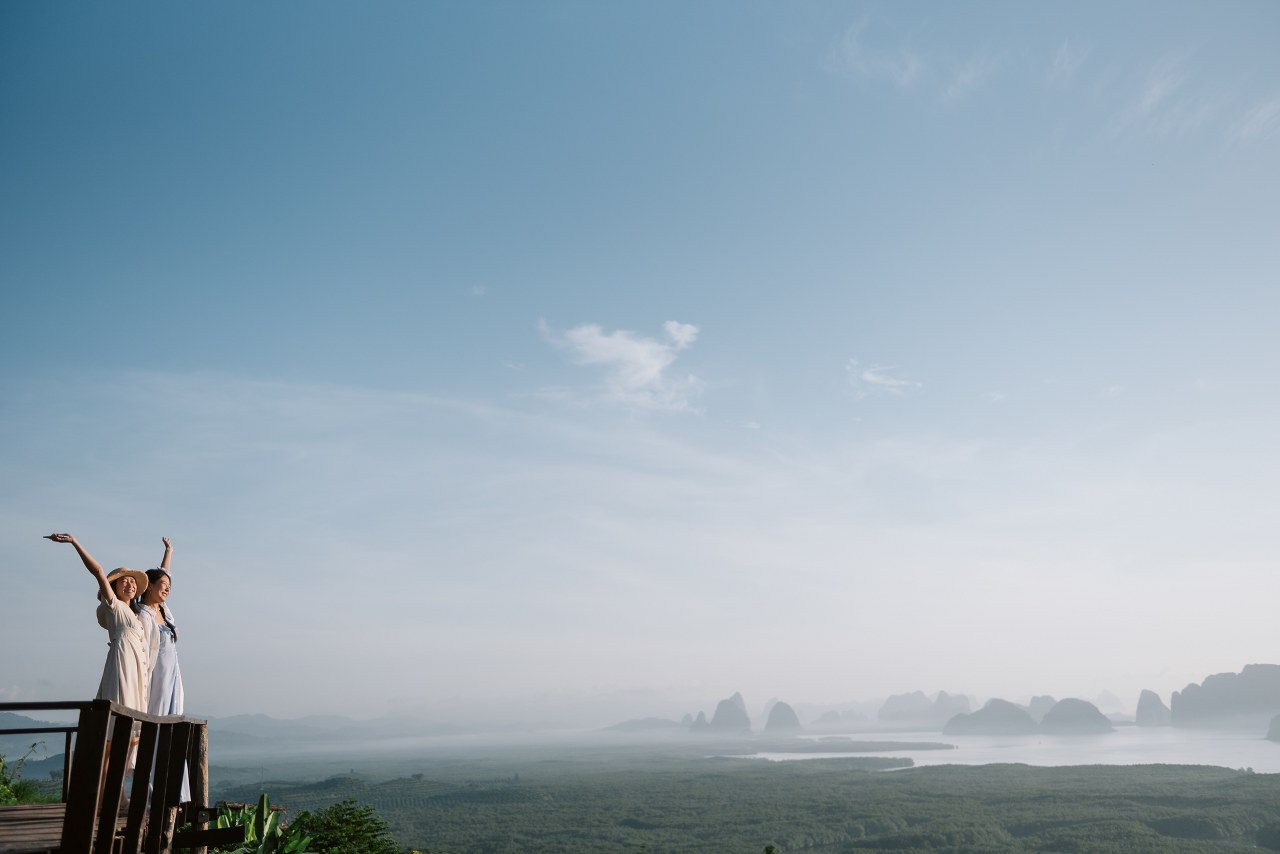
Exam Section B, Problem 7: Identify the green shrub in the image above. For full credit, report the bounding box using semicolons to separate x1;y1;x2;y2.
208;793;315;854
1258;821;1280;850
0;744;51;806
289;798;399;854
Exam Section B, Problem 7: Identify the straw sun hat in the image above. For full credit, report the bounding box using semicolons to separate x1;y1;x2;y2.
105;567;149;596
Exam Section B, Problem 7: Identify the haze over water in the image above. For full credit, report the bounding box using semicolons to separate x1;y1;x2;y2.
758;729;1280;773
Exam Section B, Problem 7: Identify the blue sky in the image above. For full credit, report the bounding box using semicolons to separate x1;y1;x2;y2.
3;1;1278;724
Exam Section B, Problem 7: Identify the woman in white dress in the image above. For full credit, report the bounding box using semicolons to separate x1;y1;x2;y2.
139;537;183;718
139;537;189;801
47;533;156;713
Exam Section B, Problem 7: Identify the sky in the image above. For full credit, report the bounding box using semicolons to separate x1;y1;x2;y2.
2;1;1278;725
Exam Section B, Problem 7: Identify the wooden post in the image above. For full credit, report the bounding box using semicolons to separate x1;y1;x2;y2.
61;700;111;853
142;721;176;854
154;722;193;853
190;721;210;854
93;711;135;854
122;718;160;854
158;806;180;854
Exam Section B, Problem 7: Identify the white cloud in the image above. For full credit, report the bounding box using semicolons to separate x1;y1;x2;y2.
663;320;699;350
1138;65;1185;116
1228;96;1280;144
833;15;924;88
546;320;702;411
1113;54;1219;138
846;360;923;399
1048;39;1089;87
943;51;1000;103
832;17;1008;105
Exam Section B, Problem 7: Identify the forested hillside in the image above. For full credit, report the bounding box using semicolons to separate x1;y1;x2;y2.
218;759;1280;852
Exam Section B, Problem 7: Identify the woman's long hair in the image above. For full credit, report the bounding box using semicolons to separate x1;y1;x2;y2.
140;568;178;643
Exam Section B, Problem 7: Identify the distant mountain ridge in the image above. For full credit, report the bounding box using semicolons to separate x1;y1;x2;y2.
217;663;1280;742
603;717;683;732
944;698;1112;736
943;699;1039;736
0;711;70;761
1169;664;1280;728
879;691;970;728
8;662;1280;753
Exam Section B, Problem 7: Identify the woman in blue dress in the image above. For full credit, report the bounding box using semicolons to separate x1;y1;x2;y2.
139;536;189;801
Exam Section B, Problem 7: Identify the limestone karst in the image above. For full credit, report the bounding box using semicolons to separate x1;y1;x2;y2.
1135;689;1172;727
943;699;1038;735
1039;698;1113;734
763;701;801;733
1172;664;1280;728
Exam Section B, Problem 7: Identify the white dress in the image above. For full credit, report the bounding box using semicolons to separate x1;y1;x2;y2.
140;603;189;801
140;604;184;718
95;597;155;712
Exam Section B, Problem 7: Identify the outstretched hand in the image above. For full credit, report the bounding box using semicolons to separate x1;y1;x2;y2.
48;532;106;585
162;537;172;549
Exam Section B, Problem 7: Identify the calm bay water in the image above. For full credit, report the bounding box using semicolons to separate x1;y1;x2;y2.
751;727;1280;772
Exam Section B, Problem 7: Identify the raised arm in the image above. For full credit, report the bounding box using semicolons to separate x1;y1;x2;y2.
47;532;115;602
160;536;172;571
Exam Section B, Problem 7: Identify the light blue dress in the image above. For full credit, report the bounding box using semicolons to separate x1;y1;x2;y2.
142;603;189;801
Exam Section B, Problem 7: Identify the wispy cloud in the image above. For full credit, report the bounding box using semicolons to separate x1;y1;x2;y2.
832;16;1007;105
545;320;702;412
846;359;923;399
1137;62;1185;116
943;51;1000;103
1048;38;1089;88
1112;54;1219;138
1227;96;1280;144
832;14;924;88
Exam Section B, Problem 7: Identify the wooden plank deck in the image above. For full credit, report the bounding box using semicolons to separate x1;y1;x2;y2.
0;801;240;854
0;802;123;854
0;803;141;854
0;803;64;854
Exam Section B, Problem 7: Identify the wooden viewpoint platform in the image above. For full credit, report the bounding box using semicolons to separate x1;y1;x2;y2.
0;700;240;854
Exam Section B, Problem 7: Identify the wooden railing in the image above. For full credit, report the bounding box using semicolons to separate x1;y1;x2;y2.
0;701;78;802
0;700;237;854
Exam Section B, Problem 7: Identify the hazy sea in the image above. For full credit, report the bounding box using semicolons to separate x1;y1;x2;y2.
751;727;1280;772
